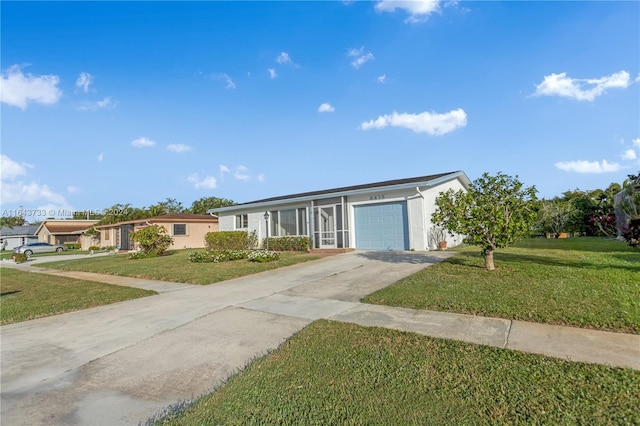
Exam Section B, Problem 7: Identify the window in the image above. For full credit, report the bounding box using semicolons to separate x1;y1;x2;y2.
104;230;110;240
235;214;248;229
280;209;297;236
173;224;187;236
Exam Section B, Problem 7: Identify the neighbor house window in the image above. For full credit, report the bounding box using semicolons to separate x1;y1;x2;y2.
173;224;187;236
104;231;110;240
235;214;248;229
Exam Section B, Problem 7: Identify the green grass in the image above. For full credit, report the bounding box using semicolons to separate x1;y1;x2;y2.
154;320;640;425
0;268;155;325
364;238;640;334
38;249;322;285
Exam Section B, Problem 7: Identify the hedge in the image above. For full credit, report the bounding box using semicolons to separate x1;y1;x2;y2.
205;231;249;250
264;236;311;252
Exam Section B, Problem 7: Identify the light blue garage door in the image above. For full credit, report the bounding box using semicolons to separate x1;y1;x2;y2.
354;202;409;250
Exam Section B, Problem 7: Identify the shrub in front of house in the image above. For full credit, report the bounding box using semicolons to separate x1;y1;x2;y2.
131;224;173;257
189;249;249;263
64;243;80;250
247;250;279;263
265;236;311;252
13;253;28;263
129;251;158;260
205;231;249;251
88;246;101;251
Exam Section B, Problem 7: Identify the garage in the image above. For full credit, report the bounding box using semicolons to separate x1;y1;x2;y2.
354;202;409;250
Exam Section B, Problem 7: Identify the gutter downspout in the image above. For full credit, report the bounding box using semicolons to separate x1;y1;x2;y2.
416;187;429;250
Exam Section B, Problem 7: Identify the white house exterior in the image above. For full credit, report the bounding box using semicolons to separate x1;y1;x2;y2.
209;171;470;251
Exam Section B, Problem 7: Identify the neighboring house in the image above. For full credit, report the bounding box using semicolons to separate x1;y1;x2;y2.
94;214;219;251
35;220;99;249
209;171;471;251
0;225;39;251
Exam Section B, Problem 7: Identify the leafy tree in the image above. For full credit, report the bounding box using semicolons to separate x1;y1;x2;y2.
188;196;235;215
154;198;184;215
537;198;578;237
432;172;538;271
131;224;173;256
0;216;26;227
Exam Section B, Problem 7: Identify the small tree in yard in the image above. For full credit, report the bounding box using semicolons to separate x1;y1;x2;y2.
131;225;173;257
537;198;578;238
432;172;538;271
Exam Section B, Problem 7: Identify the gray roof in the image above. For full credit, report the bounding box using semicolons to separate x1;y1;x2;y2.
0;225;39;237
210;171;468;213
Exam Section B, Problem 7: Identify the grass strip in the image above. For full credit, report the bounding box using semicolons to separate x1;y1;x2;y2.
364;238;640;334
153;320;640;425
38;250;322;285
0;268;155;325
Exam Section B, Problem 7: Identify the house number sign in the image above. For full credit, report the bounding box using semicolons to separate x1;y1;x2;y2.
369;195;386;201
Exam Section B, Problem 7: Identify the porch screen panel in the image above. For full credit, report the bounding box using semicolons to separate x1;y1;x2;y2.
280;209;297;236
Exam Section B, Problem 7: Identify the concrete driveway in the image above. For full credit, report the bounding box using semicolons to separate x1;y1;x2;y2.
1;250;453;425
2;250;639;425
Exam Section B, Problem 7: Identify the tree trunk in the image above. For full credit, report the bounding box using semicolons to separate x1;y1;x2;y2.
483;248;495;271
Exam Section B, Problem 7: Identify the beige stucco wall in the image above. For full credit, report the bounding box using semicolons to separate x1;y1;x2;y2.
98;221;218;250
158;221;219;250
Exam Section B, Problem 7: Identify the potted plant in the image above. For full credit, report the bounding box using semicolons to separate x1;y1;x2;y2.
429;226;448;251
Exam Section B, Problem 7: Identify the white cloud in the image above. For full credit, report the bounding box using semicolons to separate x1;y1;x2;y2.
76;72;93;93
347;47;374;69
0;154;68;207
533;70;631;101
633;138;640;148
360;108;467;136
268;68;277;79
258;174;265;182
234;166;250;181
131;137;156;148
78;97;115;111
375;0;441;23
215;73;236;89
1;154;29;180
318;103;335;113
276;52;297;66
67;186;80;194
167;143;192;153
377;74;387;84
0;65;62;109
97;153;104;162
555;159;622;173
187;173;217;189
622;149;637;161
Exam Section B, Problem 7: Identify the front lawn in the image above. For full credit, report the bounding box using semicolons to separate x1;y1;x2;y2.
364;238;640;334
152;320;640;425
38;249;322;285
0;268;156;325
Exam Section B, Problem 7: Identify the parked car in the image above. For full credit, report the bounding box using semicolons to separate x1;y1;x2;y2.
13;242;66;256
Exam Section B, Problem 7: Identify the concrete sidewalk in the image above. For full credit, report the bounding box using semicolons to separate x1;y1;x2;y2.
1;250;639;425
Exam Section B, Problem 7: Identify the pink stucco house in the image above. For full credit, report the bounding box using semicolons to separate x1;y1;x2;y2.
94;214;218;251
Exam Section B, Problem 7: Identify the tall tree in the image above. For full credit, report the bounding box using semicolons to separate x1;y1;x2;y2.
432;172;538;271
154;198;184;214
0;216;27;227
188;196;235;215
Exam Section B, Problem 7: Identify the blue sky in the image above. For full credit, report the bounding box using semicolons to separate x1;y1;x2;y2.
1;1;639;219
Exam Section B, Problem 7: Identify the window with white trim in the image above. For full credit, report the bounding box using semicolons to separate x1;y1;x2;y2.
235;214;248;229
